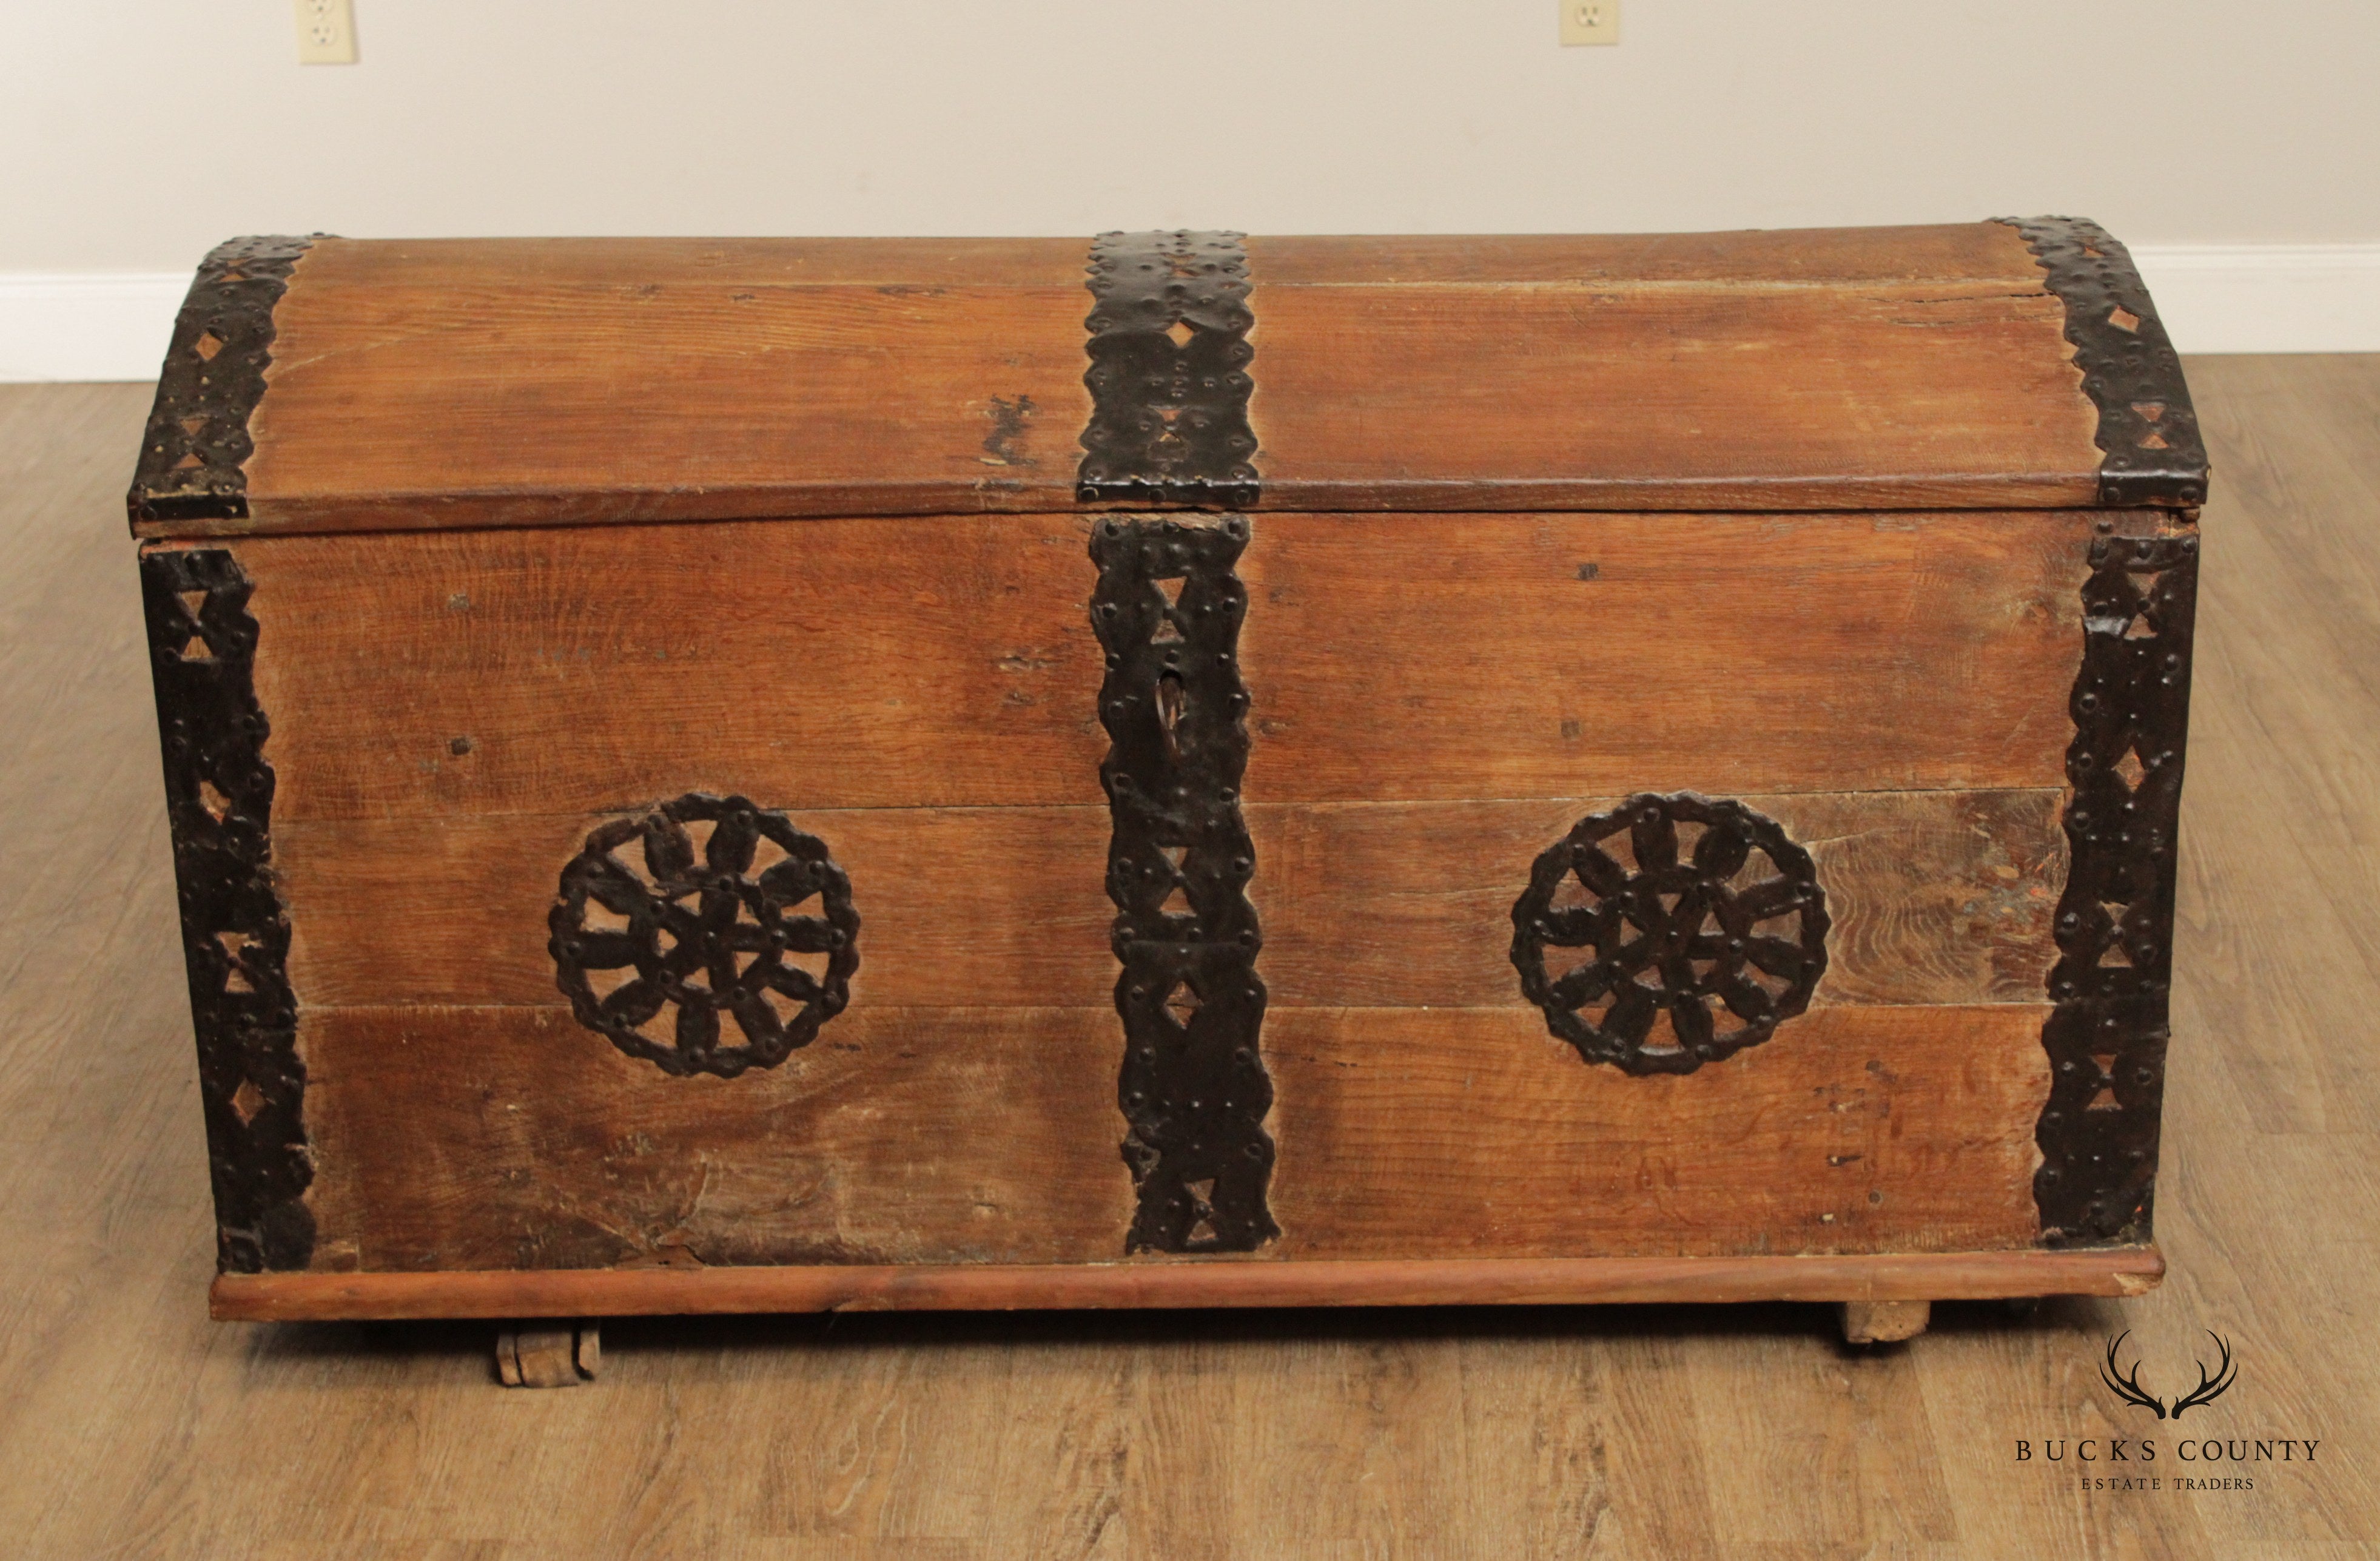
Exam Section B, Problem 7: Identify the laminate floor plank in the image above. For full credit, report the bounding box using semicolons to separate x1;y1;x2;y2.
2;366;2376;1558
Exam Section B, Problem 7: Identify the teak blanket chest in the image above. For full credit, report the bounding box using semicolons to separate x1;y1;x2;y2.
131;221;2202;1335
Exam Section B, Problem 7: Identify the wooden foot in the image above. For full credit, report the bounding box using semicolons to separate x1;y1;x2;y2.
496;1321;599;1386
1840;1300;1930;1345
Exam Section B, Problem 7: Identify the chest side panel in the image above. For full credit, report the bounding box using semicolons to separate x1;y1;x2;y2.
144;502;2171;1276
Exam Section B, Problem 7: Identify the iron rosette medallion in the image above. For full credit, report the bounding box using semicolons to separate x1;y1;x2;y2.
550;792;859;1079
1511;792;1830;1076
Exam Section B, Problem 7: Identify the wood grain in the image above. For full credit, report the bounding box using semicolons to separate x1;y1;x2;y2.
280;804;1124;1011
12;365;2380;1558
132;223;2105;538
294;999;2048;1274
299;1004;1137;1274
210;1247;2163;1322
230;511;1111;821
1252;788;2064;1010
1264;1004;2052;1260
275;788;2062;1012
226;506;2087;821
1237;508;2091;801
1243;223;2069;286
1246;251;2099;513
239;237;1096;531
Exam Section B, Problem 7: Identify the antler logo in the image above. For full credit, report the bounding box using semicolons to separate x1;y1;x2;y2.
2100;1330;2238;1420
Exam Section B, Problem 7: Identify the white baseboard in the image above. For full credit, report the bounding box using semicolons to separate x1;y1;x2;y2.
4;244;2376;383
2130;244;2380;355
0;273;191;383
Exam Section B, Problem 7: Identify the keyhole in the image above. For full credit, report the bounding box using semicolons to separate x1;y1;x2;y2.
1156;672;1186;762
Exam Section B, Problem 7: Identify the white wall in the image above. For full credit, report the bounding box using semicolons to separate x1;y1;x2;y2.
7;1;2378;373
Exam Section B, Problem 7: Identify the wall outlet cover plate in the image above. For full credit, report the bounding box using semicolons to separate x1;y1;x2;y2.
1560;0;1619;46
295;0;357;64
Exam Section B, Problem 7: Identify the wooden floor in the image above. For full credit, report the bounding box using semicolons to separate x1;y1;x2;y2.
3;363;2376;1558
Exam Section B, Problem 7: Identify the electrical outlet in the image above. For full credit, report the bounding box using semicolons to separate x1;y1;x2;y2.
1559;0;1619;46
295;0;357;64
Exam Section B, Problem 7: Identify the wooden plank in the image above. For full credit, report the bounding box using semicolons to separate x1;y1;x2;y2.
1247;275;2099;514
231;507;2088;822
1238;509;2092;801
1244;222;2062;286
297;1000;2048;1274
1264;1005;2052;1259
231;238;1094;534
132;225;2109;538
275;789;2062;1012
211;1247;2163;1322
1252;789;2064;1010
233;512;1111;821
299;1005;1137;1275
278;805;1119;1011
271;235;1097;287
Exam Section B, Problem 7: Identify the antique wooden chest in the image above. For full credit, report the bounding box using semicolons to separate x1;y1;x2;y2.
132;221;2203;1341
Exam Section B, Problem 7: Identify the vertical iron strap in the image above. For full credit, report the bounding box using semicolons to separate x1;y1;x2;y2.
2035;531;2198;1244
141;546;314;1272
1091;516;1277;1253
1995;217;2208;508
129;235;320;527
1078;231;1259;508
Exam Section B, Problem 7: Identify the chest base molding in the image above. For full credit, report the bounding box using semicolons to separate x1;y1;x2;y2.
212;1247;2162;1321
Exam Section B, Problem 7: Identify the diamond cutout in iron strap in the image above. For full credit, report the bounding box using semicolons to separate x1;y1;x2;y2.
550;794;859;1078
2035;532;2198;1245
140;545;314;1273
129;235;323;525
1994;217;2208;508
1091;514;1277;1253
1077;231;1259;508
1511;792;1831;1076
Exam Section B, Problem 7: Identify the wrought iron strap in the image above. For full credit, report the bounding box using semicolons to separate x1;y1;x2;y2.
1078;231;1260;508
1090;515;1277;1253
141;547;314;1272
129;235;321;527
2037;531;2199;1245
1995;217;2209;509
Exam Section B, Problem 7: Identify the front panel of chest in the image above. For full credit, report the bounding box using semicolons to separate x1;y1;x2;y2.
144;505;2194;1278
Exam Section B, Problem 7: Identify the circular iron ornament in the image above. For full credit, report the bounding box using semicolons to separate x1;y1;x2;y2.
1510;792;1830;1076
549;793;859;1078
